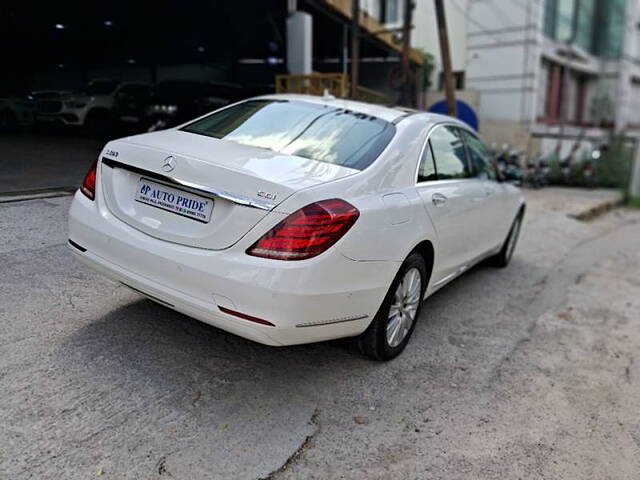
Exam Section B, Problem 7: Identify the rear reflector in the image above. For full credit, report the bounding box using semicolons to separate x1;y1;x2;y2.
80;159;98;200
246;199;359;260
219;306;275;327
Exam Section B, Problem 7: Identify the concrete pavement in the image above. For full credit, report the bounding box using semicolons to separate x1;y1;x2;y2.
524;186;624;220
1;191;639;479
0;133;102;194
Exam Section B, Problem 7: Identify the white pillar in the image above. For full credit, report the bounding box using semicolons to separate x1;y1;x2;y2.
287;11;312;75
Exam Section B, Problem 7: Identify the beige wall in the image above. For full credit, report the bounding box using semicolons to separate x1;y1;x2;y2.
478;121;533;153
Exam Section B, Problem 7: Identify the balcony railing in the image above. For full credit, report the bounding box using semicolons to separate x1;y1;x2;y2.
275;73;391;105
353;85;391;105
275;73;348;97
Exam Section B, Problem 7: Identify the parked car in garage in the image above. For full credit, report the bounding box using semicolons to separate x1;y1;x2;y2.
32;90;72;100
36;79;151;132
146;80;244;131
0;89;36;131
68;94;525;360
111;83;154;131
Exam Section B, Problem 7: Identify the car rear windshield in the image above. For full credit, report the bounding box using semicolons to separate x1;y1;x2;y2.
181;99;396;171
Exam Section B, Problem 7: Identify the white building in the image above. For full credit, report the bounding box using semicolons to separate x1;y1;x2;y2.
408;0;640;167
463;0;640;157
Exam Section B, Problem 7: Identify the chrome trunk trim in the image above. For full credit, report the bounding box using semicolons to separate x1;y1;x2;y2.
101;157;277;211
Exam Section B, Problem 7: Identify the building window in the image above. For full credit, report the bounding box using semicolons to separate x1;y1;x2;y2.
555;0;576;43
544;62;564;122
381;0;404;26
595;0;626;58
540;59;591;125
361;0;382;21
574;0;596;51
544;0;558;38
361;0;402;26
543;0;625;58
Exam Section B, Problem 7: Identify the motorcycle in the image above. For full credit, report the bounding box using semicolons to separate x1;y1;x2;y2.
526;157;550;189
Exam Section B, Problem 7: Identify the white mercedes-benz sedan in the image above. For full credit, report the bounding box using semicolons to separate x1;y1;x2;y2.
68;94;524;360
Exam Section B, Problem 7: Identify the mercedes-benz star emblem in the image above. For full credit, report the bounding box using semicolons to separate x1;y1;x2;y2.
161;155;176;172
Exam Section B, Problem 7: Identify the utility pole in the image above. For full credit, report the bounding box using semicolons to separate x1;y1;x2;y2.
350;0;360;98
434;0;456;117
399;0;415;107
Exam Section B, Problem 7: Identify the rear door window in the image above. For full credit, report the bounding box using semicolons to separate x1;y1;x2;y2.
417;141;437;182
428;125;471;180
460;129;496;180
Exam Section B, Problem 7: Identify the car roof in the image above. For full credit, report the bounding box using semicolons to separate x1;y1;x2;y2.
253;93;411;123
253;94;463;127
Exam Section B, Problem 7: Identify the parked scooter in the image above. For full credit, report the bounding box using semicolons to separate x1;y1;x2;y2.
526;156;550;189
506;150;524;186
495;145;524;185
581;148;600;188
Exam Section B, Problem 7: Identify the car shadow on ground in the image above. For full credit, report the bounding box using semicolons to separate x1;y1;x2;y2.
59;295;363;405
58;253;536;408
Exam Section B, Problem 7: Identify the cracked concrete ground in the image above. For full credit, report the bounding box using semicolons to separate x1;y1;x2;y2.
1;192;639;479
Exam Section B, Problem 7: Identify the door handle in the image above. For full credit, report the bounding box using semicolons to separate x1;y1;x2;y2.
432;193;447;207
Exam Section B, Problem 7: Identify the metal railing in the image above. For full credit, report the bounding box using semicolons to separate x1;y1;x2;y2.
275;73;391;105
353;85;391;105
275;73;348;98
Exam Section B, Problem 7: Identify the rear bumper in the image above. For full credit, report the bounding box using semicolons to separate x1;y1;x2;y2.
68;191;399;346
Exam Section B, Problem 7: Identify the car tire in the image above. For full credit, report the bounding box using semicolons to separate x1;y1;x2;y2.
492;209;524;268
356;252;427;361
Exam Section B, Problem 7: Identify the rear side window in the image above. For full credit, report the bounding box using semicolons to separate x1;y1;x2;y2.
417;142;437;182
428;126;470;180
182;100;396;171
460;129;496;180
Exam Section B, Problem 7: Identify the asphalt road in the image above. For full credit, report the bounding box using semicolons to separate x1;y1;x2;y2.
1;192;639;479
0;132;103;194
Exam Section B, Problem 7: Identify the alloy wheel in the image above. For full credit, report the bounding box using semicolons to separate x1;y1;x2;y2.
386;267;422;347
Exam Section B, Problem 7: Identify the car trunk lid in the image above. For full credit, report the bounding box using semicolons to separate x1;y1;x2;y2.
99;129;358;250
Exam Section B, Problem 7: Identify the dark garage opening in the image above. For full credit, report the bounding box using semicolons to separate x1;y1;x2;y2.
0;0;413;195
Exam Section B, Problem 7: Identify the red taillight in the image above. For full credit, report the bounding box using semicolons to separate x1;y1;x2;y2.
246;199;359;260
80;159;98;200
